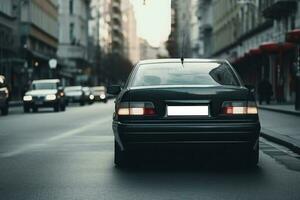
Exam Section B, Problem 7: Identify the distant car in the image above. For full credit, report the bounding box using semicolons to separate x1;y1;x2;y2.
0;75;9;116
83;87;94;104
109;59;261;167
92;86;107;103
23;79;66;112
65;86;85;106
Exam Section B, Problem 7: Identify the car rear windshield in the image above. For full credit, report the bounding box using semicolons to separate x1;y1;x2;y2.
32;82;57;90
131;62;240;87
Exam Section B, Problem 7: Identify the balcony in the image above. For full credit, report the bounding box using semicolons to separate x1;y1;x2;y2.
263;0;297;19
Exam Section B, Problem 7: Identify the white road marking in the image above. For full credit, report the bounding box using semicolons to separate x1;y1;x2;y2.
1;117;112;158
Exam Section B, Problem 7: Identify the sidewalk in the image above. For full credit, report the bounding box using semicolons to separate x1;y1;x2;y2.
258;105;300;154
258;104;300;116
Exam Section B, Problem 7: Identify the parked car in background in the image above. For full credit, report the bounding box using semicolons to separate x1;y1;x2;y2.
0;75;9;116
92;86;107;103
65;86;85;106
23;79;66;113
83;87;94;104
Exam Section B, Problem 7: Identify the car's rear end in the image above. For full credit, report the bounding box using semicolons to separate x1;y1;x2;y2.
112;59;260;166
65;86;85;106
93;86;107;102
0;75;9;115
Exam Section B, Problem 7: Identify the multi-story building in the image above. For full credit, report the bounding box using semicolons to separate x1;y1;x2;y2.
19;0;59;90
198;0;213;58
0;0;22;99
122;0;140;63
175;0;193;57
190;0;200;57
111;0;123;55
57;0;90;85
139;38;158;60
211;0;299;103
166;0;179;58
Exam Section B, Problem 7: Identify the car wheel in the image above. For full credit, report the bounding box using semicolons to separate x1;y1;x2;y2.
247;143;259;167
60;102;66;111
33;107;38;113
80;100;85;106
114;141;129;168
54;103;60;112
1;106;8;116
23;105;30;113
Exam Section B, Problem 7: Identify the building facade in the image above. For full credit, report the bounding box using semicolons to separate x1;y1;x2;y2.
111;0;123;55
211;0;298;103
0;0;22;99
57;0;90;85
122;0;140;64
175;0;193;57
198;0;213;58
18;0;59;98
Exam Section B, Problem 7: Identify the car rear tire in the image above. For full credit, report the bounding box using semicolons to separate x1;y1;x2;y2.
60;102;66;111
23;105;30;113
114;141;129;168
1;106;8;115
54;103;60;112
33;107;38;113
247;143;259;167
80;100;85;106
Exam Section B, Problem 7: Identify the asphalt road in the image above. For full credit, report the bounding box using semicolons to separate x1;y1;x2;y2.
0;101;300;200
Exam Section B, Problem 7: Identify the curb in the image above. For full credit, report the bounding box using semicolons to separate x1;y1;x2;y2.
258;106;300;117
260;129;300;154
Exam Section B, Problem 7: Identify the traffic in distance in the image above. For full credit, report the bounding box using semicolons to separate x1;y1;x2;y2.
0;75;108;114
108;59;260;168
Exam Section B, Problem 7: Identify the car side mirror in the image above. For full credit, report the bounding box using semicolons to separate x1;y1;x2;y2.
107;85;121;95
245;84;255;92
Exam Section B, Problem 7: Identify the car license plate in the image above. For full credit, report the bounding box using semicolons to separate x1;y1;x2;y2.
35;100;43;105
167;106;209;116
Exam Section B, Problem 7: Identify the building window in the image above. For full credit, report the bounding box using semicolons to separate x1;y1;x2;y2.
70;23;75;44
69;0;74;15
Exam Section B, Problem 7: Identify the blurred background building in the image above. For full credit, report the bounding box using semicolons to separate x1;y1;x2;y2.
169;0;300;105
57;0;90;86
0;0;22;99
122;0;140;64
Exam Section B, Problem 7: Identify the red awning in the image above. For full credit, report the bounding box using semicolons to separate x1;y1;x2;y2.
259;42;295;53
259;42;280;53
249;48;262;55
286;29;300;43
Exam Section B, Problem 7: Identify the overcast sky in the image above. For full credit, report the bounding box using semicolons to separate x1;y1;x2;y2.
130;0;171;47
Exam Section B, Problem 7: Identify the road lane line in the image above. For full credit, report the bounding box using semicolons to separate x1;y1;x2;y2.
1;116;112;158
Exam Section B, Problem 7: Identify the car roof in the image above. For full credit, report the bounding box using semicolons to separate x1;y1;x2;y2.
92;86;106;90
65;86;82;89
137;58;228;65
32;79;60;83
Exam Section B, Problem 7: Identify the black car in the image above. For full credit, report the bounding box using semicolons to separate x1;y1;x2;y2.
65;86;85;106
109;59;261;167
0;75;9;116
23;79;66;112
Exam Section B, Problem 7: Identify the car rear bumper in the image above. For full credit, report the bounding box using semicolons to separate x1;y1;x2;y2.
23;100;57;108
66;96;82;103
113;121;260;151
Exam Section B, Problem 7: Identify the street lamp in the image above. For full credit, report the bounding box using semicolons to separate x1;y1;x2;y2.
49;58;57;79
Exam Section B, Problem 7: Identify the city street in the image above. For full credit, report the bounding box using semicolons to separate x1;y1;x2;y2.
0;101;300;200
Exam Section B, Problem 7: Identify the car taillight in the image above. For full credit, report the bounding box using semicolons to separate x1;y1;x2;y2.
117;102;156;116
221;101;258;115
